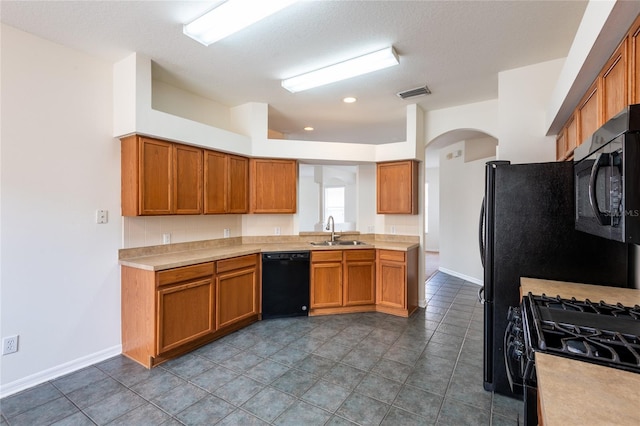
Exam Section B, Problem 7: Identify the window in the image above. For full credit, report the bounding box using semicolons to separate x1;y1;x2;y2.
324;186;345;223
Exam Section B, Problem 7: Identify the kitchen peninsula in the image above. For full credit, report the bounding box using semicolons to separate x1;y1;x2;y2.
119;235;419;368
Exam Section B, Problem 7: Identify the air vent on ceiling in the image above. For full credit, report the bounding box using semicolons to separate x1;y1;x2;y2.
397;85;431;99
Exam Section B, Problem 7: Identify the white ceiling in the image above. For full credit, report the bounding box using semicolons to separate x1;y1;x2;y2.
1;0;588;144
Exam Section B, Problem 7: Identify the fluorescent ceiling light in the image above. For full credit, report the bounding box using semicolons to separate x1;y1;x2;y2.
282;47;399;93
184;0;297;46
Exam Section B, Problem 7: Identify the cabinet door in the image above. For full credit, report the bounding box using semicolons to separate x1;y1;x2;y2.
555;130;566;161
577;82;600;146
216;256;258;329
157;278;215;354
228;155;249;213
139;137;172;215
377;261;406;309
631;15;640;104
311;251;343;308
565;114;577;156
344;250;375;306
173;144;203;214
204;150;227;214
377;160;418;214
600;38;628;123
250;159;297;213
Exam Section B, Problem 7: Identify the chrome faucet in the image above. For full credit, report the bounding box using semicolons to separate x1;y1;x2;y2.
325;216;337;242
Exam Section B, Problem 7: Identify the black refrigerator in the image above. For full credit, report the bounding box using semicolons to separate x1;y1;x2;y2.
480;160;631;397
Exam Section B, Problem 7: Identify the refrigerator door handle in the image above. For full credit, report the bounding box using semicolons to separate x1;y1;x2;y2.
478;286;485;304
479;196;485;268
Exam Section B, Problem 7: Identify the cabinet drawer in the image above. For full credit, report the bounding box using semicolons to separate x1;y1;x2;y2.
378;250;406;262
217;254;258;273
344;249;376;261
312;250;343;262
157;262;214;286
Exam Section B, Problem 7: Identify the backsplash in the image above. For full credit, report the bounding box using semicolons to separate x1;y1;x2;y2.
122;214;421;249
123;215;241;248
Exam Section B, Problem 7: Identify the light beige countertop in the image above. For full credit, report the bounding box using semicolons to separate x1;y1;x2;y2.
119;235;420;271
536;352;640;426
520;278;640;426
520;277;640;307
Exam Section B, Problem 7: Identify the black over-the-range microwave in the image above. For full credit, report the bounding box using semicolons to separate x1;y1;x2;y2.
574;104;640;243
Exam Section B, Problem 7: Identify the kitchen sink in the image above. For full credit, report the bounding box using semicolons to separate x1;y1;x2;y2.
310;240;368;246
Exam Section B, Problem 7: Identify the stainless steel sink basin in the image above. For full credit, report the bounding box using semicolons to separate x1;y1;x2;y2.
310;240;368;246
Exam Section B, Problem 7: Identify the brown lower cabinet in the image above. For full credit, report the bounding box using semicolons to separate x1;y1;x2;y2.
376;247;419;317
310;248;416;316
309;249;377;314
122;248;417;366
121;254;259;368
216;255;260;329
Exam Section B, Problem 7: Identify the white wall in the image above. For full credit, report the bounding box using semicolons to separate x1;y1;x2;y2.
497;58;565;163
357;164;377;234
1;25;121;396
439;141;492;283
298;174;320;231
425;167;440;251
425;100;499;143
152;78;232;131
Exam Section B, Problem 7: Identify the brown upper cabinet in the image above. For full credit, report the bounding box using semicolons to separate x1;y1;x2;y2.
121;135;202;216
577;81;600;149
376;160;419;215
566;114;578;156
250;158;297;213
630;16;640;104
555;128;567;161
556;113;579;161
204;150;249;214
556;13;640;160
600;37;628;122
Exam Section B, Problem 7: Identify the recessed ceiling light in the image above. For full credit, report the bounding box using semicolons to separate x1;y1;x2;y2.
343;97;357;103
184;0;298;46
281;46;399;93
304;126;314;131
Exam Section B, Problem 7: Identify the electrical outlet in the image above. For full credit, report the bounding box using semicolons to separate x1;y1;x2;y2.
162;233;171;244
274;227;281;235
223;228;230;238
367;225;374;233
391;226;396;234
2;335;18;355
96;209;108;224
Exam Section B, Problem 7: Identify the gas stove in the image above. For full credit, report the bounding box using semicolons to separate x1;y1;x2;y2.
504;293;640;425
522;293;640;374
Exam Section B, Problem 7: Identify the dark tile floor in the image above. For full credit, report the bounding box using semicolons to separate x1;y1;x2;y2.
1;272;524;425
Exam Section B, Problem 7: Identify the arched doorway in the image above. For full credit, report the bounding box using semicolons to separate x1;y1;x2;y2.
424;129;497;283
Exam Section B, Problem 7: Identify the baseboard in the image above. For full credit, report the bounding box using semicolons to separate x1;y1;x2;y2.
0;345;122;398
437;267;483;286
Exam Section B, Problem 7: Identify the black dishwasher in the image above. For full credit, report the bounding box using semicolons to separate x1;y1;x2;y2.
261;251;310;319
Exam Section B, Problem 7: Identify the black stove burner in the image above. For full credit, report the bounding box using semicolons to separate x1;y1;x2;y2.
537;294;640;319
522;293;640;374
565;339;592;355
